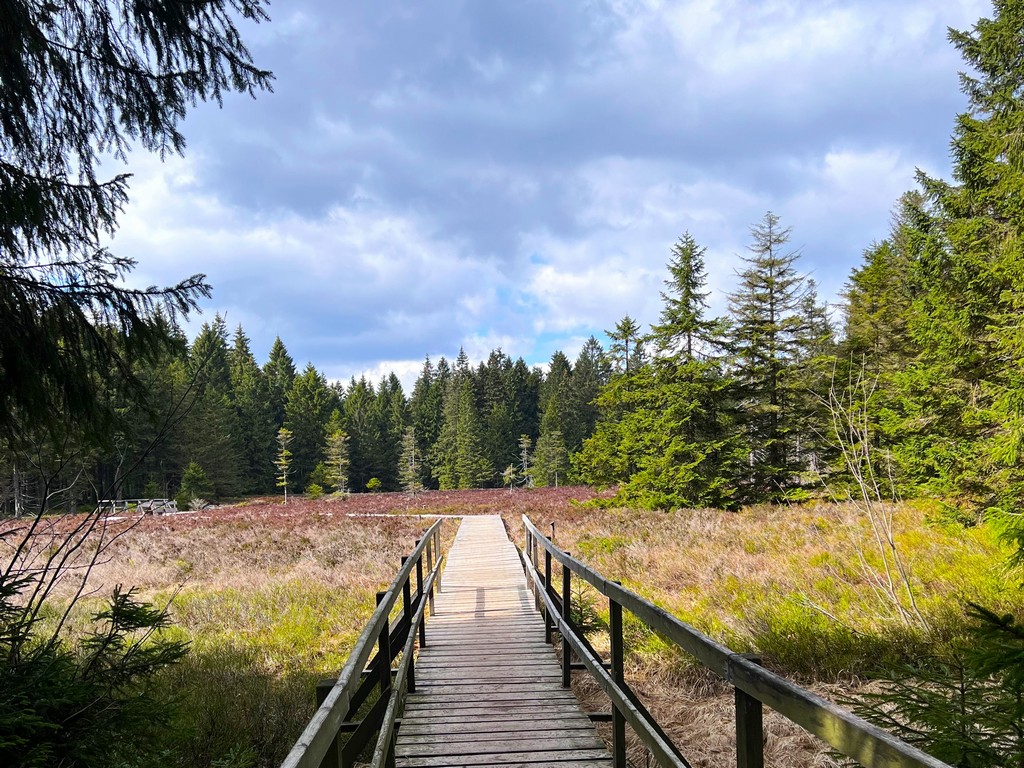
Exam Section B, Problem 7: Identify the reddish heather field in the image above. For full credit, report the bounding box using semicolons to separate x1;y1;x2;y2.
8;487;1007;768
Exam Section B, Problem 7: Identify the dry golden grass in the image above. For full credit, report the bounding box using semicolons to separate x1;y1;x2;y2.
504;499;1016;665
14;497;448;767
500;496;1021;768
14;488;1017;768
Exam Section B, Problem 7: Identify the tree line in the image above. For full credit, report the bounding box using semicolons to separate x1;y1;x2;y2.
4;0;1024;529
0;313;616;511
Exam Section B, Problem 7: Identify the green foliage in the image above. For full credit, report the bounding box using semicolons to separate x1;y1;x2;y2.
324;419;351;494
606;315;644;376
229;326;277;494
284;365;336;490
177;461;214;510
0;586;187;767
275;428;293;501
366;477;382;492
399;426;424;494
0;0;271;443
308;462;331;491
263;338;296;431
576;233;749;509
431;359;494;489
728;212;828;498
533;427;568;487
305;483;323;500
854;605;1024;767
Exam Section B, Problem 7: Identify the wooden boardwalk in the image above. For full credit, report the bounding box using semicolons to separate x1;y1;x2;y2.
396;515;612;768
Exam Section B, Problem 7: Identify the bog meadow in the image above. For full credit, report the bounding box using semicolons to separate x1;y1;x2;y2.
5;1;1024;767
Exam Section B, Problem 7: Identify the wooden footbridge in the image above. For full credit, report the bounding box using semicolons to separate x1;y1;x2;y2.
282;515;949;768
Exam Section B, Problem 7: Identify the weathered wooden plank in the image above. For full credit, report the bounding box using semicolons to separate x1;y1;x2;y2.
396;735;607;757
397;723;599;739
402;706;594;721
393;749;612;767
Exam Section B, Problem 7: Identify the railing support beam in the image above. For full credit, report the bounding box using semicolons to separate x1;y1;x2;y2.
544;545;553;644
735;655;764;768
561;555;572;689
315;681;341;768
610;587;626;768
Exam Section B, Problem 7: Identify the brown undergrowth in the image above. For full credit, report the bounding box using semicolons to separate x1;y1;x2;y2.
18;488;1018;767
21;498;447;767
500;496;1021;767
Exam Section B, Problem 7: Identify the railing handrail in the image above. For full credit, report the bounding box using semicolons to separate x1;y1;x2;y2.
521;514;949;768
281;518;444;768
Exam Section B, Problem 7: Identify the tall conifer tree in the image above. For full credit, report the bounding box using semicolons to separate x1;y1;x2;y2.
284;364;335;490
728;212;811;497
228;326;276;492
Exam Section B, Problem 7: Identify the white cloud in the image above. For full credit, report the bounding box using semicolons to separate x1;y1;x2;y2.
328;358;426;394
110;153;508;366
95;0;996;381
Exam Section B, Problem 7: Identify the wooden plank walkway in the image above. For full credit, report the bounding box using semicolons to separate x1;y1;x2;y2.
396;515;612;768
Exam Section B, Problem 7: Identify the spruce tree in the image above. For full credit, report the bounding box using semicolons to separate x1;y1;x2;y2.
376;374;408;490
534;427;568;488
539;351;575;455
651;234;724;359
567;338;609;454
508;357;542;442
431;374;460;490
180;319;243;497
727;212;812;497
284;364;336;490
399;426;424;494
410;357;442;487
264;337;297;430
519;434;534;488
344;377;381;493
479;350;517;476
275;428;293;502
228;326;276;492
324;410;351;495
454;379;494;488
607;316;643;376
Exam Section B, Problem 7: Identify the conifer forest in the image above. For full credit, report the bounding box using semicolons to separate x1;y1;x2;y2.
4;3;1024;526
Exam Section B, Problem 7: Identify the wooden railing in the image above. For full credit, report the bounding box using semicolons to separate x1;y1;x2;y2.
520;514;949;768
281;519;444;768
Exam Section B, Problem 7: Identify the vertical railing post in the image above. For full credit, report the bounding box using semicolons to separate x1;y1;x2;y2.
376;591;392;696
735;655;764;768
424;533;436;616
414;540;423;598
315;681;341;768
528;531;540;611
401;557;417;690
416;548;426;647
561;554;571;689
433;527;442;593
543;545;553;644
385;731;397;768
609;586;626;768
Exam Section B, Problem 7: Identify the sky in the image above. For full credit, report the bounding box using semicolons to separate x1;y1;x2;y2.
109;0;990;392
